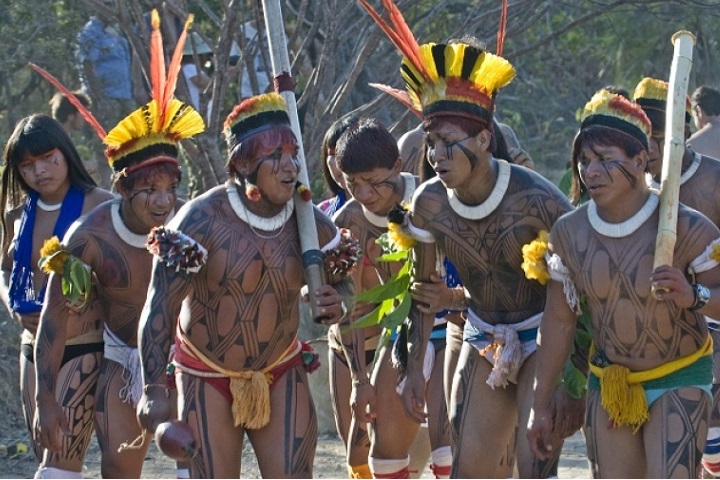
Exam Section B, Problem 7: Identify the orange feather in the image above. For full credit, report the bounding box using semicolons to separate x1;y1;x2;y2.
497;0;508;56
357;0;428;80
29;63;107;140
369;82;421;118
150;10;167;125
381;0;423;70
161;15;194;120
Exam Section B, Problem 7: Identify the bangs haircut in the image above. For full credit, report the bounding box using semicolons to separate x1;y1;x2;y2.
1;114;96;248
643;109;665;134
227;124;297;177
569;125;646;204
423;115;496;153
115;161;182;193
336;117;399;174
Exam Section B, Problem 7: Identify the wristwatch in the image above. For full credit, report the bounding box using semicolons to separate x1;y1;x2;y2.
689;283;711;311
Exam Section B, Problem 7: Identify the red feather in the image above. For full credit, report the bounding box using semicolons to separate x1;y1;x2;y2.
497;0;508;56
381;0;424;69
150;10;167;125
29;63;106;140
369;82;421;118
161;15;194;119
358;0;428;80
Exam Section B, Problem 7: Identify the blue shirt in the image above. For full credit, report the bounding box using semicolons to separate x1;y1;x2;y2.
76;17;133;100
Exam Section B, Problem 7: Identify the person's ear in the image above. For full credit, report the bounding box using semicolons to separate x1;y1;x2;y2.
477;129;492;150
392;156;402;174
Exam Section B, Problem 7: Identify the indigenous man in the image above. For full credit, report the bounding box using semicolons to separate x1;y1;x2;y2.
34;12;204;478
528;89;720;478
136;92;355;478
634;77;720;477
357;2;578;477
330;117;451;478
688;86;720;160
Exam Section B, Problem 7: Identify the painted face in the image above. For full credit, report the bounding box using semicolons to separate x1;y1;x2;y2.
647;131;664;178
122;172;179;233
342;166;399;215
18;148;70;201
424;122;482;189
251;145;301;207
577;143;644;205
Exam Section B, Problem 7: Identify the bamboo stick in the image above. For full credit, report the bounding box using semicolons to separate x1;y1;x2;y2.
262;0;327;321
652;31;695;298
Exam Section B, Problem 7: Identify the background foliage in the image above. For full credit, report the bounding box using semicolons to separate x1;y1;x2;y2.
0;0;718;192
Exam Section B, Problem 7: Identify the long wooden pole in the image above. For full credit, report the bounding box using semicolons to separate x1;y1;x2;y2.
261;0;326;321
652;30;695;298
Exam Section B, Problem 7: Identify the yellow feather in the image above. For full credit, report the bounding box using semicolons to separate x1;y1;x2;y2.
471;52;515;95
419;44;439;83
633;77;668;102
170;105;206;139
445;43;465;79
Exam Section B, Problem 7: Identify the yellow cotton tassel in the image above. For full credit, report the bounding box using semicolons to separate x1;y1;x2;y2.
229;372;272;429
599;364;649;433
348;463;372;479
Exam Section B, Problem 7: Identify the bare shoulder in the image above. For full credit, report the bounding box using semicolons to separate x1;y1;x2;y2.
83;186;116;211
549;204;589;253
676;203;720;255
4;205;23;229
508;163;573;211
166;185;231;241
63;201;114;253
312;203;339;247
410;177;447;222
332;199;363;227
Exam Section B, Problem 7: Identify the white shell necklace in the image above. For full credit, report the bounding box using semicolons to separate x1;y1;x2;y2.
111;200;151;249
648;152;702;190
587;191;659;238
37;198;62;212
447;159;511;220
226;180;294;235
362;173;416;228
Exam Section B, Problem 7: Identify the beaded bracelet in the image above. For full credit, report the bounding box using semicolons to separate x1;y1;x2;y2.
352;377;371;387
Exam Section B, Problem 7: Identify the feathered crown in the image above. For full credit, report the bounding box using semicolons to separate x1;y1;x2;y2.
359;0;515;126
580;89;652;149
223;92;291;148
104;10;205;174
633;77;692;125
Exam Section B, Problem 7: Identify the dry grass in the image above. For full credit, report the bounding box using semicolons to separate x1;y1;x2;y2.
0;308;38;477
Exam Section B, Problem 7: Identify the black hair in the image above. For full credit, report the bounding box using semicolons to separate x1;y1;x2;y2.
336;117;399;174
320;116;358;195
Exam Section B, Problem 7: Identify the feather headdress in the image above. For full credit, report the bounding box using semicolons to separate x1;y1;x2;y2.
580;89;652;149
31;10;205;175
633;77;692;126
223;92;291;148
104;10;205;174
359;0;515;126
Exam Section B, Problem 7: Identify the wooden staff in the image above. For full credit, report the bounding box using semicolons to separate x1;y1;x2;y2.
652;30;695;298
261;0;327;321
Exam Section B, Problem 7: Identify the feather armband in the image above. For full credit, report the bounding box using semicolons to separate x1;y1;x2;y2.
146;226;208;274
38;236;92;308
324;228;361;277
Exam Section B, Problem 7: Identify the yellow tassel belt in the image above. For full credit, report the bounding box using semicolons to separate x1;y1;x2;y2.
588;335;712;432
175;331;301;430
